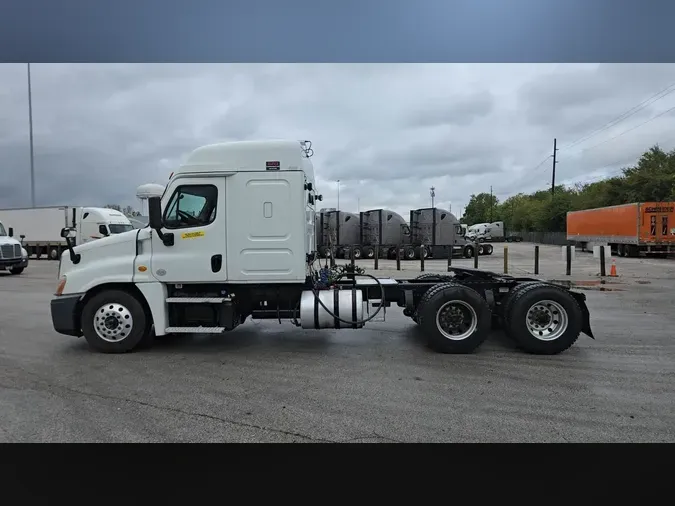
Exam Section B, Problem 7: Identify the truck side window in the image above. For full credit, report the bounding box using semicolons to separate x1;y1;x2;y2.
99;225;109;236
163;184;218;229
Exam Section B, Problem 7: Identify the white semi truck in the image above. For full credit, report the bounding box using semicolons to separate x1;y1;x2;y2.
0;220;29;275
50;140;594;356
0;206;134;260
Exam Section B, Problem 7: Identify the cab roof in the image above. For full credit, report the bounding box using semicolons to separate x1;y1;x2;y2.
177;140;315;184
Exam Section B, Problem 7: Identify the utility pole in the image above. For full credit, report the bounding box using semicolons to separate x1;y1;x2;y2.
551;138;558;196
337;179;340;210
489;185;493;222
430;186;435;208
27;63;35;208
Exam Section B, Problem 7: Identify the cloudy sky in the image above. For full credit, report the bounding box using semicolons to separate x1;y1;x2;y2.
1;63;675;218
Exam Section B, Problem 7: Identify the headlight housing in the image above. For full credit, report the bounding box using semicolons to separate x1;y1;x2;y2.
55;276;67;296
21;247;28;258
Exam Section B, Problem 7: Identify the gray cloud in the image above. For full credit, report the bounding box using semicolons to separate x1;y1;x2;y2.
1;63;675;219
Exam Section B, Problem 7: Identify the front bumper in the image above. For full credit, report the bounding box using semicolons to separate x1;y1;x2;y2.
0;257;27;269
50;293;84;337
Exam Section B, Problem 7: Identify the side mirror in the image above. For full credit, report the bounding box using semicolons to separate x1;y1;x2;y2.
148;197;162;230
8;227;13;237
60;227;70;238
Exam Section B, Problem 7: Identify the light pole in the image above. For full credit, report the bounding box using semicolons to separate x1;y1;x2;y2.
27;63;35;208
337;179;340;210
430;186;435;208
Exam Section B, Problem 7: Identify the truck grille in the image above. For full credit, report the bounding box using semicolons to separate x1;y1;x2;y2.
0;244;21;259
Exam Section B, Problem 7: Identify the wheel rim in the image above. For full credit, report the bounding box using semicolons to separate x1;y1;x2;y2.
94;302;134;342
525;300;568;341
354;250;361;258
366;249;374;258
435;300;478;340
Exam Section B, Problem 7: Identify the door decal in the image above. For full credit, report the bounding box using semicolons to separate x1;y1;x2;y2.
662;216;668;236
650;215;656;235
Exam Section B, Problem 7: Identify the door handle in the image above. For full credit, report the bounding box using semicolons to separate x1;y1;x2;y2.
211;254;222;273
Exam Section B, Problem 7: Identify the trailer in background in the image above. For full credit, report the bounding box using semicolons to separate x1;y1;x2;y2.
409;207;483;259
359;208;411;259
567;202;675;257
0;206;134;260
315;208;361;258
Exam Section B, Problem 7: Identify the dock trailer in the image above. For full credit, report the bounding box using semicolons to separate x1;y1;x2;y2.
50;139;594;356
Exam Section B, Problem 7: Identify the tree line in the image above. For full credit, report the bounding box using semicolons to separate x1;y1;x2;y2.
461;145;675;232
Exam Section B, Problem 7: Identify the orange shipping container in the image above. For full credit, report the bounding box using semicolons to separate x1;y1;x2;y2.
567;202;675;254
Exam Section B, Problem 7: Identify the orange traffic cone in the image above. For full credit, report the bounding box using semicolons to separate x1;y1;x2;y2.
609;258;617;277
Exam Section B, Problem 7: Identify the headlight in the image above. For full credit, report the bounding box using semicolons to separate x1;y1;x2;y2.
21;247;28;258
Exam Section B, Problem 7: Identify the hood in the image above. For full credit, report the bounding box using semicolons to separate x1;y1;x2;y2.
74;229;139;254
0;235;21;246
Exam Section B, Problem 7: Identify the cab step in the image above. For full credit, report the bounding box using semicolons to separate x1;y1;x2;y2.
166;297;230;303
165;326;226;334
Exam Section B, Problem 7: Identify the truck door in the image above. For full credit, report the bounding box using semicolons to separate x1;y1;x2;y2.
150;177;226;283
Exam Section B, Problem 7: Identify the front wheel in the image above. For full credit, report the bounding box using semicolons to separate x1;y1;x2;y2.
9;267;24;275
81;289;153;353
463;245;474;258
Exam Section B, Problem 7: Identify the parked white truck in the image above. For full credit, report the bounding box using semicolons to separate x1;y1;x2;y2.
49;139;594;356
0;220;29;275
0;206;134;260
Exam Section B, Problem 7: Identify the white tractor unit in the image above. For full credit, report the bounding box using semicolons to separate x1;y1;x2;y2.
50;140;594;355
0;221;29;275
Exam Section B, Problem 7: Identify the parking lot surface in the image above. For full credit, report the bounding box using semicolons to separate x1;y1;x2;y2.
1;244;674;443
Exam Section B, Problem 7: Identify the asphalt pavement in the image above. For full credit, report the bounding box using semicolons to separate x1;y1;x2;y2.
1;248;673;443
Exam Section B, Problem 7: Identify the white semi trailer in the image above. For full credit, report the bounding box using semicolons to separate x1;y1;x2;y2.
0;206;134;260
50;140;594;356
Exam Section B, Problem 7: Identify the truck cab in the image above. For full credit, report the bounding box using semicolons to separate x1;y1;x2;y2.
0;220;29;275
75;207;135;244
51;140;321;351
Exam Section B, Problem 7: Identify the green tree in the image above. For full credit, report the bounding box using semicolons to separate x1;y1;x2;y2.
463;192;500;224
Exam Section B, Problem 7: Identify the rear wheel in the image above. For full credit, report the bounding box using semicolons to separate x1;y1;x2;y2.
477;244;485;255
504;284;582;355
352;247;362;259
404;246;416;260
485;244;493;255
417;283;491;353
363;246;375;258
463;245;474;258
81;289;153;353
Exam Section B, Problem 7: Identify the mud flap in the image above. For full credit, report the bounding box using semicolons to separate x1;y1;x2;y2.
569;291;594;339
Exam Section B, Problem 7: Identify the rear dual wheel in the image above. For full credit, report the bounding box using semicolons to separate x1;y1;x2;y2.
416;283;492;354
502;283;583;355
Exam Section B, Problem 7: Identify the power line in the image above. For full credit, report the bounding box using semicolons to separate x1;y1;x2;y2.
560;81;675;151
578;103;675;153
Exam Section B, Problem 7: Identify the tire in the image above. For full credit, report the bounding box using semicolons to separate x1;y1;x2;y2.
404;246;416;260
478;237;485;243
9;267;24;275
352;247;362;259
81;289;153;353
324;248;332;258
477;245;485;255
414;273;454;282
504;284;583;355
463;245;474;258
416;246;429;259
363;246;375;259
485;244;494;255
49;248;59;260
417;283;492;353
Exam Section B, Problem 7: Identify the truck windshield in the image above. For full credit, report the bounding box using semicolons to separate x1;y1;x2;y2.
109;224;134;234
0;223;5;236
